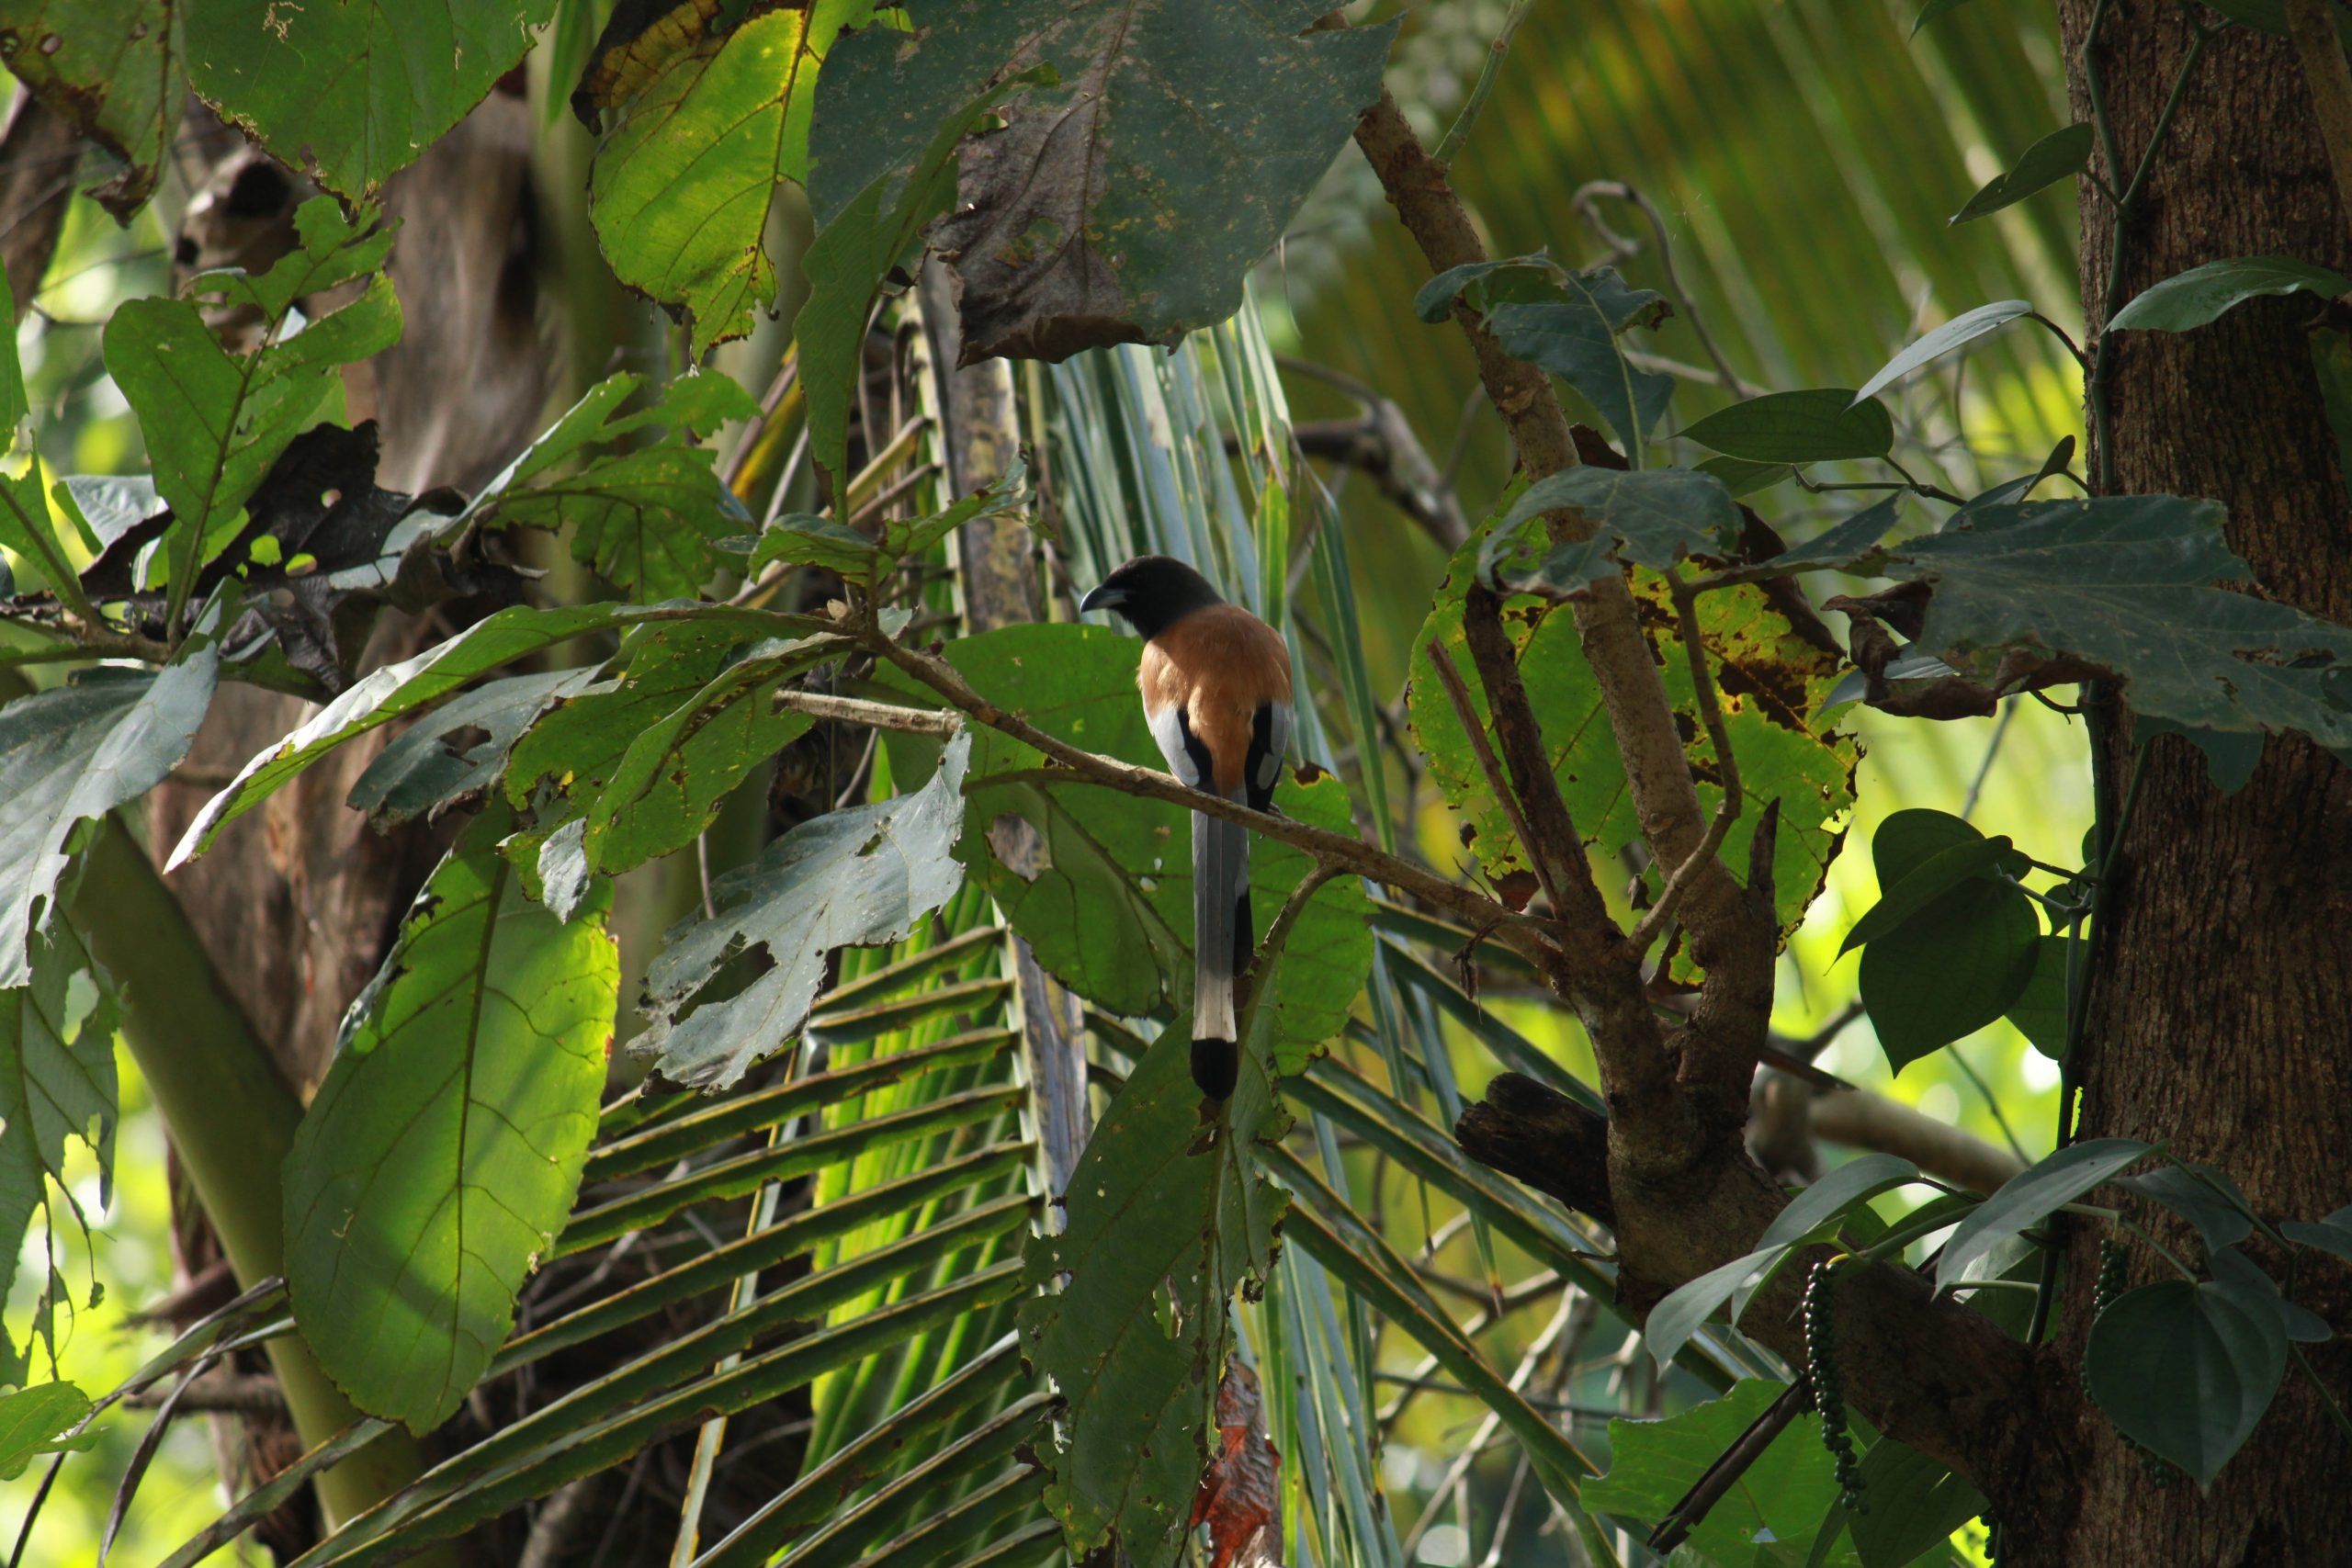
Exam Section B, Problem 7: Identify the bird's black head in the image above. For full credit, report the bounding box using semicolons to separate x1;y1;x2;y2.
1077;554;1225;640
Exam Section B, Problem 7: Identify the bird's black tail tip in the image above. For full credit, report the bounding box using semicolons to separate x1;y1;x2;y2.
1191;1037;1239;1100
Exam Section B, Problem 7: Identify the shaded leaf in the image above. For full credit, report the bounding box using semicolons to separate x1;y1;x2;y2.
2085;1278;2286;1485
589;3;877;355
0;0;181;217
749;460;1031;583
1479;466;1740;592
1950;127;2093;225
1860;878;2038;1072
1487;267;1677;447
2108;255;2352;333
1852;299;2034;403
0;644;219;985
184;0;555;198
637;728;970;1089
285;814;618;1434
1937;1138;2151;1289
2282;1204;2352;1264
2001;933;2073;1059
2117;1164;2255;1252
1644;1248;1780;1372
1021;1006;1287;1561
1840;815;2022;955
1840;1438;1986;1567
347;667;600;829
1583;1381;1857;1568
0;1381;95;1480
814;0;1396;364
1679;389;1895;464
0;931;116;1382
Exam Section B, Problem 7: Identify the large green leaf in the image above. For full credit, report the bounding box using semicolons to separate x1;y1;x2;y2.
284;814;618;1434
1950;125;2093;225
0;0;182;216
1678;389;1895;464
589;2;877;355
1867;495;2352;757
346;667;600;829
0;1381;96;1479
1020;1011;1287;1561
1415;256;1673;450
0;651;218;986
1851;299;2033;404
1935;1138;2150;1289
1408;519;1856;953
2084;1278;2287;1486
0;930;117;1383
2107;255;2352;333
103;199;399;604
183;0;554;198
582;632;840;874
1582;1381;1858;1567
636;728;972;1089
907;622;1371;1066
811;0;1395;364
171;601;796;863
1478;466;1742;592
462;371;763;602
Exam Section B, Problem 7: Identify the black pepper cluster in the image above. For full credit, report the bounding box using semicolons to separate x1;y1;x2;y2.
1803;1254;1867;1514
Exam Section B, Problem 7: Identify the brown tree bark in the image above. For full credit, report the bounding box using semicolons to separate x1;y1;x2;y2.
2022;6;2352;1562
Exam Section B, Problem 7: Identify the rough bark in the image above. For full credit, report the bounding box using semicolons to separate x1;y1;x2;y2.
2026;7;2352;1563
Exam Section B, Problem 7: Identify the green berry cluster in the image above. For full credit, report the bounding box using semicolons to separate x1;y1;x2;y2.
1804;1255;1867;1514
2086;1237;2177;1488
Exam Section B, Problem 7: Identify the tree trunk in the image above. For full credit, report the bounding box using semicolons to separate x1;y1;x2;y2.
2030;6;2352;1562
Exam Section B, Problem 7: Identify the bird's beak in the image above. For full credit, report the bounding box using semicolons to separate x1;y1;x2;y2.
1078;583;1123;615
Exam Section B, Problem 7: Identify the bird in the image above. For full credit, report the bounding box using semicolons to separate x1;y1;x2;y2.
1079;556;1293;1100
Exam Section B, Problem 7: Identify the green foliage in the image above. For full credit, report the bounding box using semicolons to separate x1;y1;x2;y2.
0;0;180;217
1417;255;1673;450
815;0;1396;364
1409;517;1857;951
1479;466;1742;592
1852;299;2035;404
346;668;601;829
1950;127;2095;225
2085;1277;2288;1486
1935;1139;2150;1290
588;2;879;356
0;930;116;1382
1833;1437;1989;1568
1678;389;1896;463
1020;1015;1287;1561
462;371;763;601
0;1380;96;1478
636;729;973;1089
751;460;1031;586
103;198;398;619
2108;255;2352;332
285;813;618;1434
0;649;218;987
183;0;555;198
1583;1381;1857;1566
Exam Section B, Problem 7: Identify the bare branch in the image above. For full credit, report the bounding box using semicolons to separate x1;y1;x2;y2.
768;686;962;735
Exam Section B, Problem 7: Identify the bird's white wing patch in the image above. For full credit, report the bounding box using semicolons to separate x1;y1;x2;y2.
1148;704;1203;789
1255;700;1294;798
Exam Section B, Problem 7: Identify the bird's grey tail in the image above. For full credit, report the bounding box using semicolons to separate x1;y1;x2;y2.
1191;806;1250;1099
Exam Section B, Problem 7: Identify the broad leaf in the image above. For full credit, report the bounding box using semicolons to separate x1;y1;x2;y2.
1873;496;2352;756
2120;1165;2256;1252
0;649;219;985
582;632;841;874
1644;1248;1780;1372
2108;255;2352;333
812;0;1396;364
0;1;181;216
588;2;877;355
1409;515;1857;960
1852;299;2034;404
1758;1154;1925;1254
1840;814;2022;954
347;668;600;829
636;728;971;1089
103;199;399;603
284;815;618;1434
1950;126;2094;225
1583;1382;1857;1568
2002;933;2073;1059
172;602;790;864
1837;1438;1987;1568
2283;1204;2352;1264
2085;1278;2287;1485
0;1381;96;1479
0;931;117;1383
1487;267;1676;448
1021;1011;1288;1562
1479;466;1740;592
463;372;762;602
184;0;555;198
1678;389;1895;463
1936;1138;2151;1290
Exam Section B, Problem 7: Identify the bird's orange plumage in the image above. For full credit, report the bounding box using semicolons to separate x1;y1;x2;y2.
1137;604;1293;795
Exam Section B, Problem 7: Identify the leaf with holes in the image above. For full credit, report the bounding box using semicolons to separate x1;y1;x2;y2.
2085;1278;2287;1485
636;728;971;1089
184;0;554;198
0;1;181;217
1478;466;1740;593
347;668;601;829
285;812;617;1433
589;2;879;355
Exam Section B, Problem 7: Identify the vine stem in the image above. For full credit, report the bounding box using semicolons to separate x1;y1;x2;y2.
1432;0;1535;165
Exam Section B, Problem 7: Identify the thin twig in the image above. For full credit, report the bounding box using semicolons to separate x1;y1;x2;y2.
1571;180;1755;396
768;685;963;735
1630;574;1742;953
1425;637;1566;919
1432;0;1536;164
